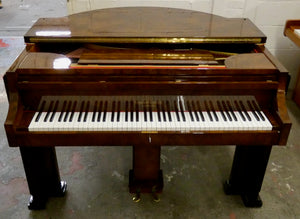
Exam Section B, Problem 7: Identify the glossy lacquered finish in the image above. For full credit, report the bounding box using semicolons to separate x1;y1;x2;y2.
4;7;291;209
284;20;300;107
24;7;266;44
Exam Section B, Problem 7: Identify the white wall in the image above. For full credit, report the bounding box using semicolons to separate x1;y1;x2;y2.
67;0;300;90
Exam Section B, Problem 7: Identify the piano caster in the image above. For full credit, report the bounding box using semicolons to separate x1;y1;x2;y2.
28;195;47;210
223;180;235;195
53;181;67;197
241;194;263;208
27;181;67;210
152;186;160;202
132;189;141;202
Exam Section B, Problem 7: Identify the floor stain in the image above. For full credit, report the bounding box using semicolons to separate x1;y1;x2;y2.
0;39;9;47
65;151;84;175
0;177;28;211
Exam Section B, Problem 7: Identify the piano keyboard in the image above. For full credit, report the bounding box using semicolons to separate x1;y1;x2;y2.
28;96;273;132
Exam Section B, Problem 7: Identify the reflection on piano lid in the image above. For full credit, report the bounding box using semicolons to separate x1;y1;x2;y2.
294;29;300;37
24;7;267;44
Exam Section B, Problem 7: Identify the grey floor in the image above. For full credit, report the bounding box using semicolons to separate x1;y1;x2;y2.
0;1;300;218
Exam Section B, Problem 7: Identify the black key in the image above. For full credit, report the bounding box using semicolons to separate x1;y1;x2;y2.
174;100;180;121
161;101;167;122
217;101;227;122
247;100;259;121
35;100;46;122
166;101;172;122
178;100;185;122
221;100;232;121
226;100;237;121
44;101;54;122
102;101;108;122
135;101;139;122
130;101;134;122
117;101;121;122
111;101;116;122
83;101;90;122
251;100;265;121
204;100;213;121
125;101;129;122
143;101;147;122
157;101;161;122
209;101;219;121
187;101;194;121
191;101;199;122
196;101;205;122
64;101;72;122
58;100;67;122
239;101;251;121
97;101;103;122
77;101;85;122
234;100;246;121
149;101;153;122
92;101;98;122
69;101;77;122
49;101;59;122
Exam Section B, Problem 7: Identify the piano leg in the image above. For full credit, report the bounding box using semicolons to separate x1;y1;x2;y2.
20;147;67;210
224;145;272;207
129;144;163;200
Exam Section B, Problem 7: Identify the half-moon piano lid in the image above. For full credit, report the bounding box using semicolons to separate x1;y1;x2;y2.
24;7;266;44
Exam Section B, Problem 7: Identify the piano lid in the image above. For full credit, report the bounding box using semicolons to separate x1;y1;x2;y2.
24;7;266;44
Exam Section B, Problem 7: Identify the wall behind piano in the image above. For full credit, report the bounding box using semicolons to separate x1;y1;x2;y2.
67;0;300;90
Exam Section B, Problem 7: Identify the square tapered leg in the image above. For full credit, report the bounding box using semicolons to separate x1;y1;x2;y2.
224;145;272;207
20;147;66;210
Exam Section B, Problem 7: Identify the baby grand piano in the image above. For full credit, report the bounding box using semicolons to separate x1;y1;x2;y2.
4;7;291;209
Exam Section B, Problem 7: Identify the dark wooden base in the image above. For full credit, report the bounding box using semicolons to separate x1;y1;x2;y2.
19;144;273;209
130;144;163;194
129;169;163;193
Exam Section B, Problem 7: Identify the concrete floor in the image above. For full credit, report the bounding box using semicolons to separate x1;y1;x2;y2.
0;1;300;218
